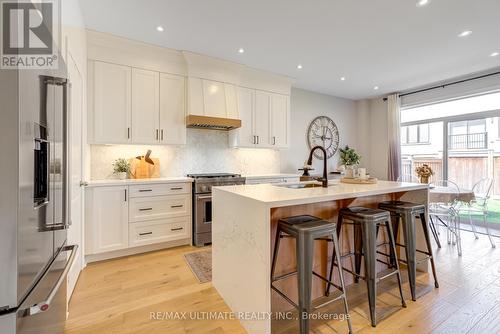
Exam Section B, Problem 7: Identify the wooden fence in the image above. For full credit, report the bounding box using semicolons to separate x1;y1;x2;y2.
402;156;497;194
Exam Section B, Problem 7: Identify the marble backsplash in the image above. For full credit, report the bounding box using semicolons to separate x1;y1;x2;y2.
90;129;281;179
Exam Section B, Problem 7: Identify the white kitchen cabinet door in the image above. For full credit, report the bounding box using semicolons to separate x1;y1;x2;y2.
229;87;255;147
85;186;129;254
270;93;289;148
160;73;186;145
90;61;131;143
224;83;239;119
254;90;272;147
202;79;226;118
131;68;160;144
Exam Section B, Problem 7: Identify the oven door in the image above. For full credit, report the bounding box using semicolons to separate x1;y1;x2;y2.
195;194;212;234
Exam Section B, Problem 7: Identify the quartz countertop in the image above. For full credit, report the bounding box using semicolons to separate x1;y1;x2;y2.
86;177;193;187
213;180;428;207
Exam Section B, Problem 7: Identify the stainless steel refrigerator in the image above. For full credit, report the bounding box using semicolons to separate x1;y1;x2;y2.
0;55;77;333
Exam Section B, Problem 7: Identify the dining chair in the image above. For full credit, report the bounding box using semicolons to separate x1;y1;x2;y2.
397;175;420;183
459;178;496;248
429;180;462;256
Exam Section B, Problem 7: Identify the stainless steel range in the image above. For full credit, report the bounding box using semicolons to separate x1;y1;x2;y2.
188;173;246;246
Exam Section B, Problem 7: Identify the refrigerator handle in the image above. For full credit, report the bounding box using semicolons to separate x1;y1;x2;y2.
23;245;78;316
62;81;71;229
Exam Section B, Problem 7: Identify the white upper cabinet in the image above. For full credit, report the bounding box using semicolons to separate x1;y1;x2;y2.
88;60;187;145
254;90;272;148
232;87;255;147
229;88;290;149
160;73;186;145
89;61;132;144
131;68;160;144
270;93;290;148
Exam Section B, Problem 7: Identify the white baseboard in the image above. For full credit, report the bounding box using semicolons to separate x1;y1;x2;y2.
85;238;191;263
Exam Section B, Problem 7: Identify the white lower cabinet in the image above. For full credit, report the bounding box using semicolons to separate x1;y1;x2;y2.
129;216;190;248
85;186;129;254
85;182;191;259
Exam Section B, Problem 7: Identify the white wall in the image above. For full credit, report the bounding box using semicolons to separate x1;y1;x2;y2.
356;98;389;179
90;129;280;179
280;88;358;174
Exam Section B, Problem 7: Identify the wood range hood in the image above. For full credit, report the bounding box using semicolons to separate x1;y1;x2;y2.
186;115;241;131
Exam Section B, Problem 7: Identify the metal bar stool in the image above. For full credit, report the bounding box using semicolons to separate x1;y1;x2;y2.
327;207;406;327
271;215;353;334
378;201;439;301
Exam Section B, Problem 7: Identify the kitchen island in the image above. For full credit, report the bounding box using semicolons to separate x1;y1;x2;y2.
212;180;429;334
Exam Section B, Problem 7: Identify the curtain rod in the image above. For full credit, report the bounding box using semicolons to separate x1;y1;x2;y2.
382;70;500;101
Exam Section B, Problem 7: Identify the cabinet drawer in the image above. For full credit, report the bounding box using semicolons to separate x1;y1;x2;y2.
129;195;190;222
129;217;190;247
129;183;190;197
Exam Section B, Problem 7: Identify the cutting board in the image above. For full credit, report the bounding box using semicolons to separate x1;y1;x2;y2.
341;177;378;184
129;157;160;179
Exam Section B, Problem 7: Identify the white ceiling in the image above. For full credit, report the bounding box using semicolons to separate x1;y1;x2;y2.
79;0;500;100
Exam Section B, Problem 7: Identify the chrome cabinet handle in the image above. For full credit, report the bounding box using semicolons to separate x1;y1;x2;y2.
170;187;183;190
24;245;78;316
124;189;127;202
79;181;89;187
171;205;183;208
138;189;153;192
156;129;159;140
127;127;130;139
161;129;164;141
139;232;153;236
256;136;259;144
273;136;276;145
139;208;153;211
171;227;183;231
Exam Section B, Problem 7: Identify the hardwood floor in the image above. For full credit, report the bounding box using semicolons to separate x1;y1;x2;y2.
65;231;500;334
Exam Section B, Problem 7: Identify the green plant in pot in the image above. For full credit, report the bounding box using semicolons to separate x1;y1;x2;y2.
112;158;130;180
339;146;361;178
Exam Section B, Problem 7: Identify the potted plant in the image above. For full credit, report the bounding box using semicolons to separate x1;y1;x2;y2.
339;146;361;178
415;164;434;184
112;158;130;180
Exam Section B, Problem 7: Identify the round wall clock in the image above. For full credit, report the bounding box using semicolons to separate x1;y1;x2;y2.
307;116;340;160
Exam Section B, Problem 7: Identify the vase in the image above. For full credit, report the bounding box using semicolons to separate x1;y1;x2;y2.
420;176;429;184
345;166;354;178
117;172;127;180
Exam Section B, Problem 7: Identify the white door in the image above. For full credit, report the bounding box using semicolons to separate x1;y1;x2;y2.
66;53;84;300
254;90;272;147
270;93;289;148
132;68;160;144
232;87;255;147
202;79;227;118
91;61;131;143
86;186;129;254
159;73;186;145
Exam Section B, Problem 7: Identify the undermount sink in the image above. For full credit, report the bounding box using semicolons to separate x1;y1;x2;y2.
275;183;324;189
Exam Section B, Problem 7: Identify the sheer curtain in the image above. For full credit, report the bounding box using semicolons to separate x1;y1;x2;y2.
387;93;401;181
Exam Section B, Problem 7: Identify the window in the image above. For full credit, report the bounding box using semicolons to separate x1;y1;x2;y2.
401;123;430;144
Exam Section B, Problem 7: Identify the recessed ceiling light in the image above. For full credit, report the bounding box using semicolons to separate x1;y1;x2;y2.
416;0;430;7
340;76;346;81
490;52;499;57
238;48;245;54
156;26;164;32
458;30;472;38
373;86;379;90
297;64;303;70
